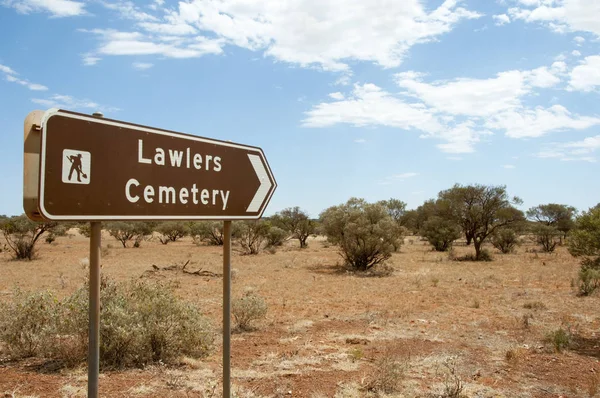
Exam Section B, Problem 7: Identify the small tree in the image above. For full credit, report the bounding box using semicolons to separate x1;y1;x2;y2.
266;227;287;247
420;216;461;252
527;203;577;242
0;215;58;260
155;222;189;245
237;221;270;255
378;199;407;224
531;224;561;253
271;207;315;248
320;198;403;271
491;228;520;254
438;184;524;260
568;206;600;295
106;222;151;248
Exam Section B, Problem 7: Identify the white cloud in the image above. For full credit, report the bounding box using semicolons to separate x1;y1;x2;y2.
537;135;600;162
84;0;480;70
100;0;157;21
0;64;16;75
1;64;48;91
507;1;600;36
3;0;85;17
378;172;419;185
503;164;516;169
138;22;196;36
572;50;581;56
303;83;486;153
574;35;585;45
304;59;598;153
31;94;119;112
82;55;101;66
83;29;224;59
132;62;153;70
493;14;511;25
486;104;600;138
328;92;344;100
569;55;600;91
394;65;562;118
354;138;366;144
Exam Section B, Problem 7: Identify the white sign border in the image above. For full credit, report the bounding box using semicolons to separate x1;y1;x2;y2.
39;108;277;221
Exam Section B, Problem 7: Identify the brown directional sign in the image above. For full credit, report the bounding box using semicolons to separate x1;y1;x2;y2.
24;109;277;221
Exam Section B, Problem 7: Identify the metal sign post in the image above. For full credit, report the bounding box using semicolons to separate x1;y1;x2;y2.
222;221;232;397
88;221;101;398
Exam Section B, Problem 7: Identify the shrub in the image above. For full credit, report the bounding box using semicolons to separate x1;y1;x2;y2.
266;226;288;247
271;207;315;248
365;352;404;394
545;328;572;353
156;222;189;244
190;221;223;245
320;198;403;271
106;222;152;248
232;292;268;331
569;206;600;295
237;221;270;255
453;248;493;262
578;264;600;296
0;279;213;369
420;217;461;252
0;289;59;357
0;215;58;260
532;224;560;253
491;228;520;254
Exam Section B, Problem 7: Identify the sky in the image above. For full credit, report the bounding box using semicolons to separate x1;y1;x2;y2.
0;0;599;218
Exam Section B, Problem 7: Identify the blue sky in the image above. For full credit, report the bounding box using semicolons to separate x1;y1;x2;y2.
1;0;599;218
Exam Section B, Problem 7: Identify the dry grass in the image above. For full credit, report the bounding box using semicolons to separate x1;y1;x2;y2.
0;233;597;397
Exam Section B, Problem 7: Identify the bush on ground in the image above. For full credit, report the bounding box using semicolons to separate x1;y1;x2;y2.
270;207;314;248
0;279;213;368
237;221;270;255
155;222;189;244
106;222;152;248
568;205;600;295
266;226;288;247
0;215;58;260
491;228;520;254
320;198;403;271
0;289;59;357
532;224;561;253
420;216;461;252
232;292;268;331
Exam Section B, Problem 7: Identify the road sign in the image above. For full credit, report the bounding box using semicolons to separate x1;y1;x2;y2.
24;109;277;221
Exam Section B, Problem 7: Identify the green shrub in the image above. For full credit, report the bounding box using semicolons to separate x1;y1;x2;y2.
569;206;600;295
420;216;461;252
545;328;572;353
491;228;520;254
237;221;270;255
0;215;58;260
0;289;59;357
0;279;213;369
578;263;600;296
532;224;560;253
266;226;288;247
156;222;189;244
232;292;268;331
105;222;152;248
453;248;493;262
320;198;403;271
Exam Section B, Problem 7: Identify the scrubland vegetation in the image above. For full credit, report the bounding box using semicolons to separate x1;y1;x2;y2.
1;183;599;397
